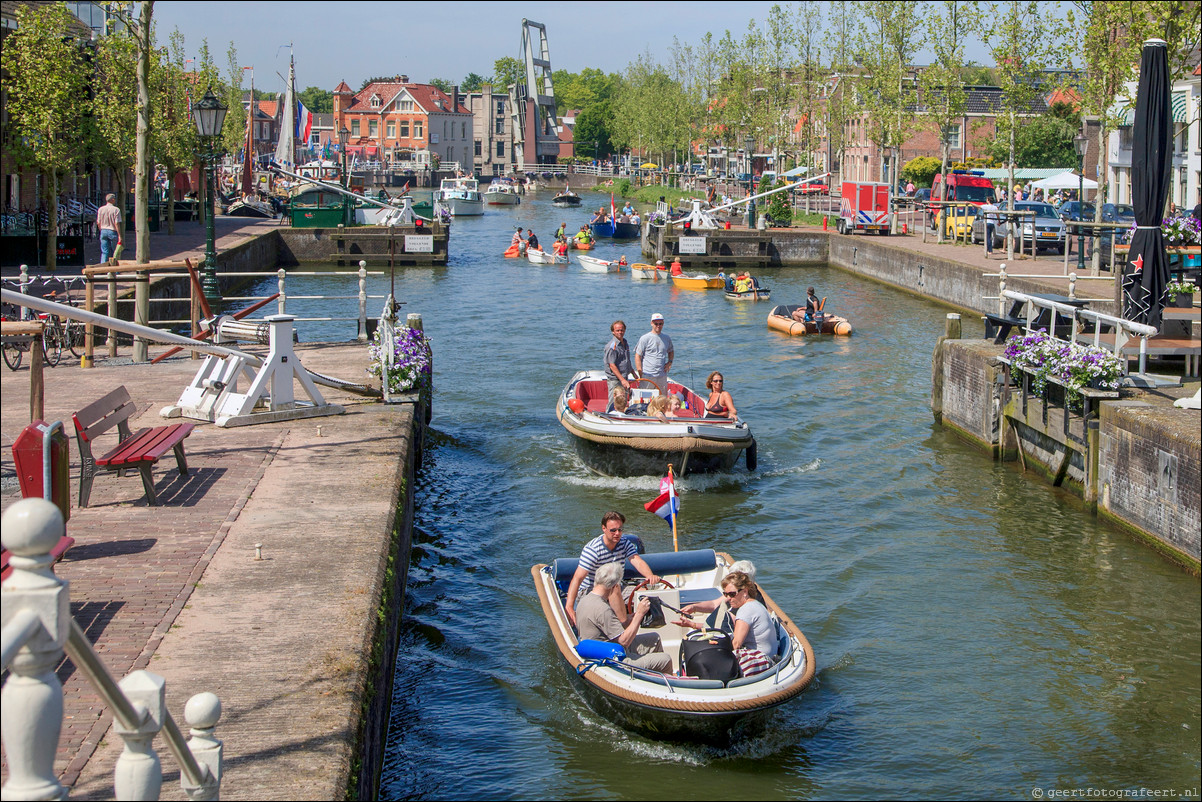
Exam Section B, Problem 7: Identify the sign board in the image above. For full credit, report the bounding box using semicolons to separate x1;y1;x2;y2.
678;236;708;255
405;235;434;253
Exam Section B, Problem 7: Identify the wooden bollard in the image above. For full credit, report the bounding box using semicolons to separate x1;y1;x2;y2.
945;313;961;340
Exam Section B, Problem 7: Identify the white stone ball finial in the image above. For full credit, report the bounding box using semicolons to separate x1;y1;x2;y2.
0;497;65;556
185;692;222;731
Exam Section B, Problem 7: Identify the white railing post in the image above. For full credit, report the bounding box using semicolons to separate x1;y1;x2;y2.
0;498;70;802
358;262;368;342
19;263;31;320
113;671;166;801
998;264;1007;317
277;268;287;315
182;693;223;801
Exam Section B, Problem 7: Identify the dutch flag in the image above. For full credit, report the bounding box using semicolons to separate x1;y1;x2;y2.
296;101;313;145
643;474;679;527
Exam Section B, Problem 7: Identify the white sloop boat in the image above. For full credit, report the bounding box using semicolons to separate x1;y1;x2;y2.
436;176;484;216
578;255;622;273
484;180;521;205
527;248;567;265
555;369;756;476
531;547;814;743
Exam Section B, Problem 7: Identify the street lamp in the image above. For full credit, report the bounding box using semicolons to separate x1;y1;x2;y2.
1074;132;1088;274
338;125;351;187
744;133;756;228
193;88;228;302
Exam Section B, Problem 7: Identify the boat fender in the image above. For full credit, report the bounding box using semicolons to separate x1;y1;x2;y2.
568;398;585;414
746;438;757;471
577;639;626;661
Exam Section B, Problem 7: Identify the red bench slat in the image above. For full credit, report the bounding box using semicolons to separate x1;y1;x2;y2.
97;423;194;468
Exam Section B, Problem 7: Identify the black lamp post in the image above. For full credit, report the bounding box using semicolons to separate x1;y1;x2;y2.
744;133;756;228
338;125;351;187
1074;132;1088;273
193;88;228;302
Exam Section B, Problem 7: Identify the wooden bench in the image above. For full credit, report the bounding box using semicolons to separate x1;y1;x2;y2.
1;536;76;581
72;386;195;507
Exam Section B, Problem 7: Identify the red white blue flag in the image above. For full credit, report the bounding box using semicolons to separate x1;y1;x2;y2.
611;193;617;224
644;473;679;526
296;101;314;145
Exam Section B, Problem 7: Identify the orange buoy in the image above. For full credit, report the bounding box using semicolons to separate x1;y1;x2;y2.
568;398;585;414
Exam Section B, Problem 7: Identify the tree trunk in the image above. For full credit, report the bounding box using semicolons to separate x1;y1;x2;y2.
1006;113;1016;260
44;171;59;270
134;0;153;264
166;171;176;235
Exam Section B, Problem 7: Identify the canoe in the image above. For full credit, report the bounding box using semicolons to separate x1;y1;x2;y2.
578;255;619;273
531;547;814;743
556;369;756;476
767;303;853;336
672;274;725;290
528;248;567;265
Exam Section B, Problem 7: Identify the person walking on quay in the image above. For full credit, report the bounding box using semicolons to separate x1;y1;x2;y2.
97;193;123;265
635;313;674;395
980;198;1000;255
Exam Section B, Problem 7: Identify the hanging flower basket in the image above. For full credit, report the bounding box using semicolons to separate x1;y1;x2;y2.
1003;330;1123;409
367;325;431;394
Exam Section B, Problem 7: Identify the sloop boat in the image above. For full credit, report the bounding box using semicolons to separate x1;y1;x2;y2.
555;369;756;476
531;547;814;742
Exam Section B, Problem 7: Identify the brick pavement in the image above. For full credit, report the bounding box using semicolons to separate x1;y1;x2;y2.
1;341;412;799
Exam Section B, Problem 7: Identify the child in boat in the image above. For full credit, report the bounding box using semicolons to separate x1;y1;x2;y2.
608;387;629;414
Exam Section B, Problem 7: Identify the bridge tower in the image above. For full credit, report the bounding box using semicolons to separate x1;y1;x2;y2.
510;19;560;169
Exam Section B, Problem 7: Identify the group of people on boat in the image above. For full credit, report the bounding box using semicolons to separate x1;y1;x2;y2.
565;513;777;678
603;314;737;420
723;273;765;294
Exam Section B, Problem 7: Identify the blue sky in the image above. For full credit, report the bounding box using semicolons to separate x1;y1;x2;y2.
152;1;1005;95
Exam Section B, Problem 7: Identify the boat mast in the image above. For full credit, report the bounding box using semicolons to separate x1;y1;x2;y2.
273;47;296;172
241;67;255;197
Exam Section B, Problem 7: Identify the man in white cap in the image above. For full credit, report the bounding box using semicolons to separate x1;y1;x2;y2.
634;312;674;395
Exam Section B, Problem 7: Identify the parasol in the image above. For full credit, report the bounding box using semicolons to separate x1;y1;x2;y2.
1121;39;1173;330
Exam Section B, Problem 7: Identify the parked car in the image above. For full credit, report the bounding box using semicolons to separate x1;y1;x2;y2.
973;201;1066;253
1101;203;1136;227
944;204;980;238
913;188;932;204
1057;201;1097;222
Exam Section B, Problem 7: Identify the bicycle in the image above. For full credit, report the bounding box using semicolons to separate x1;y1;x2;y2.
42;281;85;359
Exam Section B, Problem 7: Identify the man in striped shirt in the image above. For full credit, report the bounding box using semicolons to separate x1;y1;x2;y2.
565;511;660;628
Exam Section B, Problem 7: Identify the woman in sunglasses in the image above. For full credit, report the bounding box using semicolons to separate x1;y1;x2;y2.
676;570;777;677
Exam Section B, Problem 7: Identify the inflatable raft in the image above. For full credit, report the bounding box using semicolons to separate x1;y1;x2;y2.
767;304;853;336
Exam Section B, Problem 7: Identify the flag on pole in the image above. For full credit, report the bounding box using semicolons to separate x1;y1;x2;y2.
296;100;313;145
644;473;679;527
610;192;617;224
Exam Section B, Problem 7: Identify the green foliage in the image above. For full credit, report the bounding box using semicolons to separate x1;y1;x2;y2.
902;156;942;187
298;86;333;114
491;57;524;91
764;180;792;222
573;105;612;158
93;27;139;197
960;64;997;85
988;106;1080;169
616;178;632;196
428;78;452;93
460;72;486;92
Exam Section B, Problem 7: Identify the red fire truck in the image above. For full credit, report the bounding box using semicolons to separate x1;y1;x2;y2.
837;181;891;235
929;170;997;224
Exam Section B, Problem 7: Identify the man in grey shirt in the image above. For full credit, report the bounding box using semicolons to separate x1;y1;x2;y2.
634;313;674;395
603;320;632;397
576;562;672;672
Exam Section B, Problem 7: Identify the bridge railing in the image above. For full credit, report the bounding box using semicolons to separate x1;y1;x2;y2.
1;497;224;800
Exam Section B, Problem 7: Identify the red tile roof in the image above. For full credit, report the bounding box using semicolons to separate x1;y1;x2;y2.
344;81;470;115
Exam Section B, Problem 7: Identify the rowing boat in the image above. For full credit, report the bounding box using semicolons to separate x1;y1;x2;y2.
766;303;853;336
528;248;567;265
578;255;619;273
671;274;724;290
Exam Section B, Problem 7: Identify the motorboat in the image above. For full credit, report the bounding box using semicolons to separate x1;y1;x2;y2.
531;547;814;742
590;220;641;239
629;263;666;281
225;195;275;219
767;304;853;336
436;176;484;216
484;180;521;205
578;255;622;273
570;239;594;250
555;369;756;476
527;248;567;265
724;276;771;300
552;187;583;207
671;274;724;290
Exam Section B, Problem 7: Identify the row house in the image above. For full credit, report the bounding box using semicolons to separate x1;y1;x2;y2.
334;76;474;172
467;85;516;177
1107;64;1201;211
242;95;279;163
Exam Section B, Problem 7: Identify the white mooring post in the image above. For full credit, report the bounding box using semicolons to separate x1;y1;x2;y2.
113;671;167;800
358;262;368;342
0;498;70;801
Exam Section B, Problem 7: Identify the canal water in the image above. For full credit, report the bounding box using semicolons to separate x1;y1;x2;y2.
269;193;1200;800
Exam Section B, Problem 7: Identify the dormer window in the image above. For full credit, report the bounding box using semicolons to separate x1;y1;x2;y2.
370;94;381;108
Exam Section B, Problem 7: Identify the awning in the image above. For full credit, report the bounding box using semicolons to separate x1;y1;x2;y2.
781;165;812;178
1030;170;1098;190
1116;92;1189;126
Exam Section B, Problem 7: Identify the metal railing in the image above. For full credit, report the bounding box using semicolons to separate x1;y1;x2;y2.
2;497;224;800
5;262;386;363
999;287;1157;375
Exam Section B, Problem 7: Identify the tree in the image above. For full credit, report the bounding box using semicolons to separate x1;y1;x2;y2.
491;57;524;92
155;30;201;235
298;86;333;114
921;0;982;241
824;0;860;189
428;77;452;93
902;156;942;187
986;102;1080;167
461;72;486;93
573;106;612;159
790;2;825;176
92;24;139;243
1;3;93;268
986;0;1059;258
